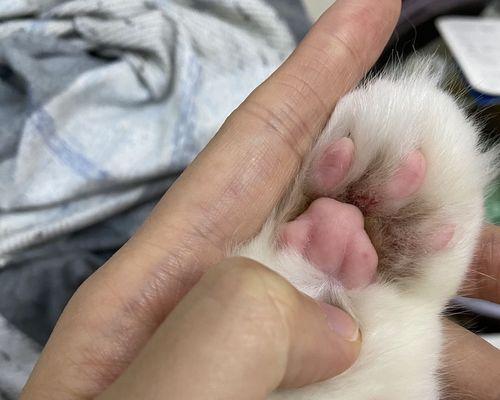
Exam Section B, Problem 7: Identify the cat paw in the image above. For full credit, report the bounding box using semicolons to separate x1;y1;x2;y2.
280;137;455;289
244;64;495;400
240;68;491;304
280;136;453;288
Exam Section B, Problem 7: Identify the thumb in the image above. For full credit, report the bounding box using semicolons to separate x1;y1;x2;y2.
98;257;361;400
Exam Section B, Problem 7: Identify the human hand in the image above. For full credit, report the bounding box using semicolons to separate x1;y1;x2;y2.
94;257;360;399
444;224;500;400
21;1;401;399
467;224;500;305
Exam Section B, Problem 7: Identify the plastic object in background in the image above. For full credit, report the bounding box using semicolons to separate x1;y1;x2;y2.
437;17;500;98
483;334;500;349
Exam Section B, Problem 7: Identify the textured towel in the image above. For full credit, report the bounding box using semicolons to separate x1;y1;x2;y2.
0;315;40;400
0;0;295;265
0;1;305;397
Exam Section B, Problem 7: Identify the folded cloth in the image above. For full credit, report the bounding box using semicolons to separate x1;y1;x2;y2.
0;0;295;266
0;1;305;397
0;197;158;344
0;315;40;400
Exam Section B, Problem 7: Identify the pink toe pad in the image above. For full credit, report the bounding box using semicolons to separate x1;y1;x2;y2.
280;198;378;290
311;137;354;193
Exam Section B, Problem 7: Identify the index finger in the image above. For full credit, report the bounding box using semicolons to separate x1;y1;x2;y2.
23;2;401;399
127;0;401;301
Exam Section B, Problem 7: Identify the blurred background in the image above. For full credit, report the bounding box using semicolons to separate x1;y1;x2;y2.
0;1;498;398
304;0;336;19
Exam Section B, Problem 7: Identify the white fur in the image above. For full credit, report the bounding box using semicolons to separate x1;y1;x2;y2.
235;61;497;400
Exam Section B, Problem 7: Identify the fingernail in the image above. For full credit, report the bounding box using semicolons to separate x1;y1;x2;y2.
319;303;360;342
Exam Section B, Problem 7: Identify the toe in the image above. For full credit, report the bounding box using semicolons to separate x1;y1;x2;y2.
428;224;456;252
381;150;426;211
310;137;355;194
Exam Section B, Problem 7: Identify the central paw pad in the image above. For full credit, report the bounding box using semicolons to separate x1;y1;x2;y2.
280;198;377;289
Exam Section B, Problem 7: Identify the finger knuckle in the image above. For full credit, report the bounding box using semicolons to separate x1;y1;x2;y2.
241;99;307;161
212;257;300;328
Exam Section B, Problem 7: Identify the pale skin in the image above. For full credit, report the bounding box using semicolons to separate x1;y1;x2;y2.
20;1;500;399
